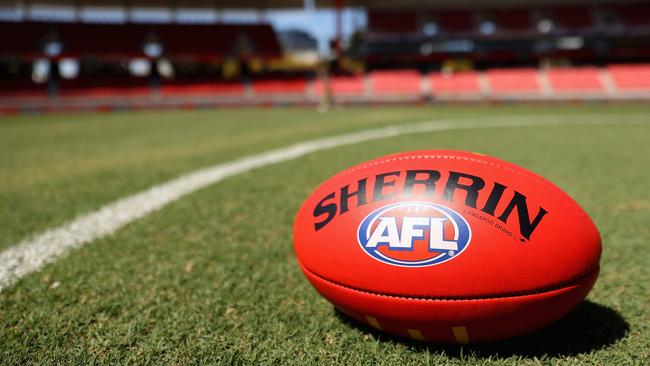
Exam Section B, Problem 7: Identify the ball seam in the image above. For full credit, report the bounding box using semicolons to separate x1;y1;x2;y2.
300;261;599;302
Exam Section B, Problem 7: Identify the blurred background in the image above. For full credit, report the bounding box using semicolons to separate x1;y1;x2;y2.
0;0;649;112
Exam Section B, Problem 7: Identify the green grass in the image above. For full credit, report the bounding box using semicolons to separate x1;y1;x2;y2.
1;105;649;365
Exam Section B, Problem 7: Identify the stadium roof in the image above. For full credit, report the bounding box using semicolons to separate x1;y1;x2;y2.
338;0;644;9
0;0;642;9
0;0;303;8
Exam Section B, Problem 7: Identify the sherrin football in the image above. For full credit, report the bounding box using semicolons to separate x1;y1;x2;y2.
293;150;600;343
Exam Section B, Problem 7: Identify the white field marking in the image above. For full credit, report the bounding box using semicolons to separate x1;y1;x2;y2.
0;113;647;291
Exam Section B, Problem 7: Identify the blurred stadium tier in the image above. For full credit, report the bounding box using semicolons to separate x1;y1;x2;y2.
356;2;650;65
1;0;650;112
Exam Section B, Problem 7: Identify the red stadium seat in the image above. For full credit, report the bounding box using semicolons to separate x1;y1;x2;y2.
158;24;281;60
492;9;532;31
160;77;245;96
549;6;593;28
0;79;48;98
607;4;650;26
157;24;233;59
0;21;281;60
368;11;418;33
313;75;365;96
58;76;151;97
0;22;49;57
486;68;541;93
57;23;146;58
436;10;474;33
429;71;481;94
370;70;422;95
246;24;283;58
607;64;650;91
252;78;307;94
547;67;603;92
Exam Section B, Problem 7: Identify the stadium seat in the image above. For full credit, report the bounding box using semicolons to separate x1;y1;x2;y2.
0;22;49;57
160;77;245;96
486;68;541;93
157;24;233;58
368;11;418;33
58;76;151;97
313;75;365;96
607;64;650;91
0;21;282;60
547;68;604;92
0;79;48;98
492;9;532;31
436;10;474;33
252;78;308;95
57;23;146;57
154;24;281;59
429;71;481;94
246;24;283;58
549;6;593;28
370;70;422;96
607;3;650;26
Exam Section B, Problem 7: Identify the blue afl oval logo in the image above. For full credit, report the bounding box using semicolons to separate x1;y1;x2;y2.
357;202;472;267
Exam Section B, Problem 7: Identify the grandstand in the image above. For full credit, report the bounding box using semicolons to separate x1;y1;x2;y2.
1;0;650;112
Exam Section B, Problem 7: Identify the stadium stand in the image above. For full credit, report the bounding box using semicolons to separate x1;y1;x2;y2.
0;79;48;98
160;77;246;96
486;68;541;93
58;76;151;97
0;21;281;60
607;3;650;26
367;11;418;33
547;67;603;92
548;6;594;29
0;22;49;58
370;70;422;96
156;25;226;59
56;23;146;58
607;64;650;91
437;10;474;33
0;20;282;106
492;8;532;32
252;77;309;95
313;74;365;96
357;3;650;68
428;71;482;95
2;1;650;112
246;25;284;58
157;24;281;59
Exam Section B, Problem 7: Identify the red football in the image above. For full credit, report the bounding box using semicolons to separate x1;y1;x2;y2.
293;150;600;343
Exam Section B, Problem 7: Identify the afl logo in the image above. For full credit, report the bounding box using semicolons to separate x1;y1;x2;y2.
357;202;471;267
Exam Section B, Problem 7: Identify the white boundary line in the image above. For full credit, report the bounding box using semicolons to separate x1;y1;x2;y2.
0;114;647;291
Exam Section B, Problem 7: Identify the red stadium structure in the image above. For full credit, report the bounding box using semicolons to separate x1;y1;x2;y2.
0;0;649;113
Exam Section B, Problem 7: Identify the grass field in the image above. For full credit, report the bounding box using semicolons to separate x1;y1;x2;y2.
1;105;649;365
